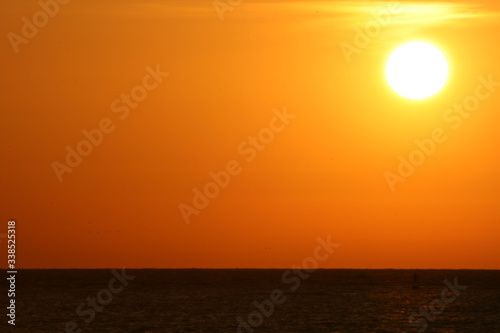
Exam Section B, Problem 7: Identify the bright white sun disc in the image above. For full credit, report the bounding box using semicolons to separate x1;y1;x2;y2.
386;42;448;100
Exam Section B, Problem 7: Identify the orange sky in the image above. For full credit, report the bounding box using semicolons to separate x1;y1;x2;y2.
1;0;500;269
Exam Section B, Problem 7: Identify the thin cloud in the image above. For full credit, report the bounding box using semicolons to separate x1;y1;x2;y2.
58;0;500;23
330;1;500;27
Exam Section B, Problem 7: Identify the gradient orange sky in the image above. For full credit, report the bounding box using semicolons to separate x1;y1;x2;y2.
1;0;500;269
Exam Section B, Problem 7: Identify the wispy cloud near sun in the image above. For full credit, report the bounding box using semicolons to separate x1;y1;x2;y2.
331;1;500;27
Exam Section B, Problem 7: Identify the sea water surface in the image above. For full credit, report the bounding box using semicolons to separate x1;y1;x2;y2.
2;269;500;332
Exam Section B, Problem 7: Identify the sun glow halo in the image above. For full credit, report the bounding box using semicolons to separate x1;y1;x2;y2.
386;41;449;100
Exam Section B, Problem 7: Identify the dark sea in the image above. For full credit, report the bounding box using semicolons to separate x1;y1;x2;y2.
1;269;499;332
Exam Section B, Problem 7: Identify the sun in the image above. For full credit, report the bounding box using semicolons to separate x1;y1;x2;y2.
386;41;449;100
